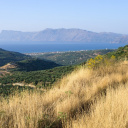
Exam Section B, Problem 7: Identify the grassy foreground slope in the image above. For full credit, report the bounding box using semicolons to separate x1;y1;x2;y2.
1;58;128;127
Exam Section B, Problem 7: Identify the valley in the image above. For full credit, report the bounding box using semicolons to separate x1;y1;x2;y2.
0;48;113;89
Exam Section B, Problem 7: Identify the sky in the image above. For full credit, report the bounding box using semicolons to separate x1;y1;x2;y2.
0;0;128;34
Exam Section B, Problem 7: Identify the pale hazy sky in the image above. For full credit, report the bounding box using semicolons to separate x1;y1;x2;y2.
0;0;128;34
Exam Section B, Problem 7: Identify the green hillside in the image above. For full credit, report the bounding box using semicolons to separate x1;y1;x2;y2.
31;49;114;65
0;48;30;66
105;45;128;59
0;48;62;72
15;59;61;71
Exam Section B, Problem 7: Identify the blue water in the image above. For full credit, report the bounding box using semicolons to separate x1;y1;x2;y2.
0;42;127;53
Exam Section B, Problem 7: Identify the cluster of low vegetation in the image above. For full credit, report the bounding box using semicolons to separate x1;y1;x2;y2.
86;54;116;69
31;49;114;65
1;50;128;127
85;45;128;69
0;85;33;97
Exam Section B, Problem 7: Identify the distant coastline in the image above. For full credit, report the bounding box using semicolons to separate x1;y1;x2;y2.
0;42;127;53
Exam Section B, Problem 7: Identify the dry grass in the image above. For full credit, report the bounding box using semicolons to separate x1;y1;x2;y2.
67;85;128;128
0;61;128;127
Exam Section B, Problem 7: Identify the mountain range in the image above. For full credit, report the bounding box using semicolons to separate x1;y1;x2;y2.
0;28;128;43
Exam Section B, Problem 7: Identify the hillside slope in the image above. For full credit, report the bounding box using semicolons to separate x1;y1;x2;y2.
0;48;62;72
0;48;30;66
105;44;128;59
31;49;114;65
15;59;61;71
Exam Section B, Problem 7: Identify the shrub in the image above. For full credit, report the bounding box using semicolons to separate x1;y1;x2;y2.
87;55;103;69
87;55;116;69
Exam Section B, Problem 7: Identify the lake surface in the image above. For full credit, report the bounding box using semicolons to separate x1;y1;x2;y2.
0;42;127;53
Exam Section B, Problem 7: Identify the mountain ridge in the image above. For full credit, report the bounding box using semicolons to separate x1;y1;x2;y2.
0;28;128;43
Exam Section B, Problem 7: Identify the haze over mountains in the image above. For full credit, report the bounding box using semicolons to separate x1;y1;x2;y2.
0;28;128;43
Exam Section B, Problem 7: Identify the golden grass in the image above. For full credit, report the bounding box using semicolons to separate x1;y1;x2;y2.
67;85;128;128
1;61;128;127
